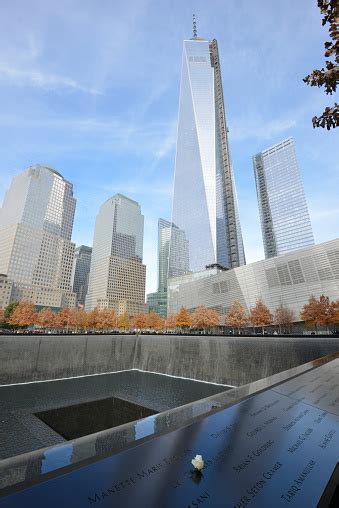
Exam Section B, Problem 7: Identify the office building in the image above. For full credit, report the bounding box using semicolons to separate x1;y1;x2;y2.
85;194;146;315
0;165;76;309
253;138;314;258
169;23;245;277
147;218;189;317
158;218;172;294
168;238;339;323
0;274;13;309
71;245;92;306
146;291;165;317
146;218;171;317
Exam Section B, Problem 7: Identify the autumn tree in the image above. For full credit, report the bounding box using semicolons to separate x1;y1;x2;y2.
96;309;109;331
250;300;273;334
9;301;37;328
0;308;5;325
146;311;164;331
85;308;99;331
36;308;56;329
73;308;87;332
131;313;147;330
303;0;339;129
61;307;87;332
54;308;71;330
317;295;335;331
191;306;208;329
224;302;248;333
108;309;117;329
300;294;334;331
176;307;192;329
118;312;130;331
331;300;339;324
274;305;295;334
300;295;321;330
4;301;19;322
165;314;177;331
65;308;79;331
206;308;220;329
191;306;220;331
96;309;117;331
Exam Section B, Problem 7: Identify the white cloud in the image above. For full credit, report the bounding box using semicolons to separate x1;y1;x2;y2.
0;63;100;95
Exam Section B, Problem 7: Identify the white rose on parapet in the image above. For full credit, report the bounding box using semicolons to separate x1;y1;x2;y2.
191;454;204;471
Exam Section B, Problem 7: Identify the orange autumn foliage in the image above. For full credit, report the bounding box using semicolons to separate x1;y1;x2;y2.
165;314;177;330
146;311;164;331
9;301;37;327
96;309;117;330
300;295;335;330
36;308;56;328
131;313;147;330
191;306;220;329
250;300;273;331
176;307;192;328
224;302;248;331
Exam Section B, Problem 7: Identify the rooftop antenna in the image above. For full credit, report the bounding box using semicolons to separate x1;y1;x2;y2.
193;14;197;38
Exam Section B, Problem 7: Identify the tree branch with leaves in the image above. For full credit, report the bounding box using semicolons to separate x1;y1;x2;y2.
303;0;339;129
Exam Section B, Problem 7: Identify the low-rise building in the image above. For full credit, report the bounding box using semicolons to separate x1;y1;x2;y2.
168;238;339;321
0;274;76;311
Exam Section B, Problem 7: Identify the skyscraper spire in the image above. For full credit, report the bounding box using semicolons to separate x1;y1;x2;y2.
193;14;197;38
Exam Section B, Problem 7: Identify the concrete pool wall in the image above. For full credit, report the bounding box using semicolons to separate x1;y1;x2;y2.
1;334;339;386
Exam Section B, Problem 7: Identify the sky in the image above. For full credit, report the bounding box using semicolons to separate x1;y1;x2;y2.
0;0;338;294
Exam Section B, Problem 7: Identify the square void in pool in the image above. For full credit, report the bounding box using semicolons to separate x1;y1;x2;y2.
35;397;158;440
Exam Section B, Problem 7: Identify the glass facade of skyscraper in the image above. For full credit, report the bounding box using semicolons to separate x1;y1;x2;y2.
169;36;245;277
0;164;76;308
158;219;171;294
85;194;146;315
253;138;314;258
71;245;92;306
147;218;189;317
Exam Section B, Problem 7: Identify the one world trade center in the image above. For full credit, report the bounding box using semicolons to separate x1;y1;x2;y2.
169;20;246;277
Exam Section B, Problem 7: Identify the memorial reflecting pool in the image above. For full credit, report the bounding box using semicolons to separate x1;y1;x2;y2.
0;369;230;459
0;355;338;507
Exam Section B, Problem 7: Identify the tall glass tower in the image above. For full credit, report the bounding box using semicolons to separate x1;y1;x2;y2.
147;218;189;317
169;25;245;275
71;245;92;306
253;138;314;258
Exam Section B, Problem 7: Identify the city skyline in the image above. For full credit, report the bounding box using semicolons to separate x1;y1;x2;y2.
0;1;338;294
